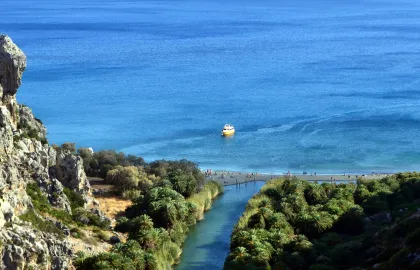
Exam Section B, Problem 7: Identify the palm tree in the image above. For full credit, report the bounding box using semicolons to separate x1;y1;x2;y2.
252;241;273;262
232;231;251;249
130;214;154;232
143;252;157;270
278;201;296;221
116;240;144;261
305;184;327;205
313;212;334;234
232;246;250;261
249;207;273;229
134;228;161;250
159;197;178;228
269;231;291;249
295;210;315;236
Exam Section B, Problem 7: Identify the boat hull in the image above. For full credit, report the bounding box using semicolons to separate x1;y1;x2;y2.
222;130;235;136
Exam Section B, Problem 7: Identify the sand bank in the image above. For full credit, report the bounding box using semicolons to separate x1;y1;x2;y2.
204;170;392;186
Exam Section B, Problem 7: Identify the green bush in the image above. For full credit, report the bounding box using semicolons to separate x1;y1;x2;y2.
26;128;39;140
106;166;143;192
26;182;73;224
122;189;142;201
19;209;64;239
26;183;52;213
94;229;111;242
63;187;85;210
115;217;131;233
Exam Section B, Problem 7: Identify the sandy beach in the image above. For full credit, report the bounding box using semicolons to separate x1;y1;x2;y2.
205;170;393;186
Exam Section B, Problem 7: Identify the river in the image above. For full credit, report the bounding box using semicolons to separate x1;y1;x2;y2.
175;182;265;269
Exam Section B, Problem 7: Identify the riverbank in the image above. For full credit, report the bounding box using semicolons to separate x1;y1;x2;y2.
175;181;266;270
205;170;393;186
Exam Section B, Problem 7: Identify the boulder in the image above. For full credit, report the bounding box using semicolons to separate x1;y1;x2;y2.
55;151;91;195
110;235;121;244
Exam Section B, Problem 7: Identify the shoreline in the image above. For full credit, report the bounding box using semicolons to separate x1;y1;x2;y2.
205;170;393;186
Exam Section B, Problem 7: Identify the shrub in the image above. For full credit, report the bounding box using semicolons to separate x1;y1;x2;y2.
26;182;52;213
27;128;40;140
122;189;142;201
63;187;85;211
26;182;74;225
19;209;64;239
106;166;141;192
115;217;131;233
34;117;43;124
61;142;76;153
51;144;60;151
95;229;111;242
40;137;48;145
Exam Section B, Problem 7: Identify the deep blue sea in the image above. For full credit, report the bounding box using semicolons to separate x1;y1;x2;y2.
3;0;420;174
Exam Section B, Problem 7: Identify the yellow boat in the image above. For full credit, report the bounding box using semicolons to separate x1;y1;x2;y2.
221;124;235;136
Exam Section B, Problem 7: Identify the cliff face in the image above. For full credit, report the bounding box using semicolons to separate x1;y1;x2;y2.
0;35;25;128
0;35;95;269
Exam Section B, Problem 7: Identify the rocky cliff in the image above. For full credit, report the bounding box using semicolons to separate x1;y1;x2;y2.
0;35;100;269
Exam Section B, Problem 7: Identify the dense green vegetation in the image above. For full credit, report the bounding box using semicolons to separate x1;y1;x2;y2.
75;181;222;269
76;147;205;194
74;152;222;270
77;148;146;178
224;173;420;270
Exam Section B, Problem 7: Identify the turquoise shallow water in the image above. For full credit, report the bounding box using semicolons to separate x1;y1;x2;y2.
175;182;265;270
2;0;420;173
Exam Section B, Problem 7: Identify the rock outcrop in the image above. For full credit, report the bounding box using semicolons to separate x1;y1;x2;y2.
0;34;26;128
55;152;91;197
1;222;72;270
0;35;99;269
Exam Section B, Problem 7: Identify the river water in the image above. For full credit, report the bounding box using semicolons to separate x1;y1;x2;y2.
175;182;265;270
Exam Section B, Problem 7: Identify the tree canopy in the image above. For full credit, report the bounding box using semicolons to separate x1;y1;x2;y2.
225;173;420;270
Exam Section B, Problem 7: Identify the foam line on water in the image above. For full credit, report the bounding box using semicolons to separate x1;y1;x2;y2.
299;102;420;133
